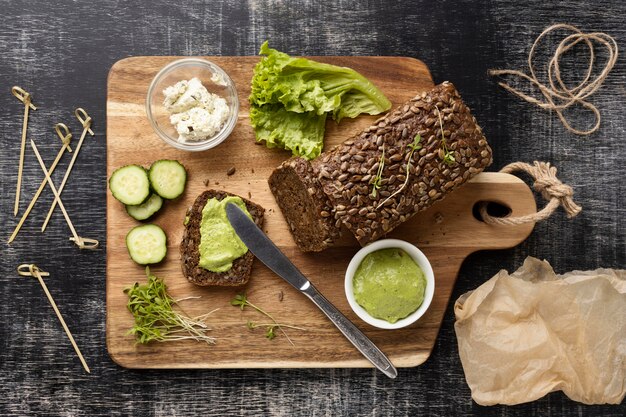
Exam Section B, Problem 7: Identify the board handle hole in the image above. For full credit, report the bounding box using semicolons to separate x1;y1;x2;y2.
473;201;512;222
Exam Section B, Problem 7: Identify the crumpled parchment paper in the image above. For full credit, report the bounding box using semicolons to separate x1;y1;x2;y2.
454;257;626;405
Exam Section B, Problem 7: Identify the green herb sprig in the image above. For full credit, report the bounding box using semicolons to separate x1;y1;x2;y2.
231;293;304;345
246;320;306;340
376;134;422;209
370;144;386;198
124;268;217;345
435;105;455;166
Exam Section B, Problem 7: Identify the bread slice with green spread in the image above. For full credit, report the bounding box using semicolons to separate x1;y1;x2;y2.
180;190;265;286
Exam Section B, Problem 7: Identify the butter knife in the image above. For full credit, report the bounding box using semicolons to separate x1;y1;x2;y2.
226;203;397;379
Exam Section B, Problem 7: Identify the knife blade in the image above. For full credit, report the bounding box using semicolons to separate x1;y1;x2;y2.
226;202;397;379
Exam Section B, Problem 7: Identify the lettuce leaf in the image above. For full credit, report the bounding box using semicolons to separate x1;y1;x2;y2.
250;41;391;160
250;104;326;160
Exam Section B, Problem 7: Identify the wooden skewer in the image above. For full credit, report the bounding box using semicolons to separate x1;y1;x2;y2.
17;264;90;373
42;108;95;232
30;139;99;250
12;87;37;217
8;124;73;244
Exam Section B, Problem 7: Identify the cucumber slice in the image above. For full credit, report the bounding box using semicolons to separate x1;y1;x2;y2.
125;194;164;221
148;160;187;200
109;165;150;205
125;224;167;265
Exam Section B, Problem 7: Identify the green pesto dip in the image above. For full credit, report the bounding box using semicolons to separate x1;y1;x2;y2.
353;248;426;323
198;196;252;272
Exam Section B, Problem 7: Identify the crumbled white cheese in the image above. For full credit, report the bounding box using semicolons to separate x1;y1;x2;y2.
170;103;229;142
210;72;228;87
163;77;206;114
162;77;230;142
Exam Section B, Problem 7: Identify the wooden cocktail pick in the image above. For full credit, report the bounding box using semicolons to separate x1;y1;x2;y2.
41;108;95;232
12;86;37;217
8;124;73;244
17;264;90;373
30;139;99;250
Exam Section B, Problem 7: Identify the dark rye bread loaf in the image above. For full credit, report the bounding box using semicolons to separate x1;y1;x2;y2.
268;157;341;252
180;190;265;286
269;82;492;250
313;81;492;245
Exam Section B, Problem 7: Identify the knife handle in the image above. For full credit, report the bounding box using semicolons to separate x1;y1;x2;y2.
302;284;398;379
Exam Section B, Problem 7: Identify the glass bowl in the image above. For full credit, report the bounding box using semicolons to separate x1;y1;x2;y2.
344;239;435;330
146;58;239;151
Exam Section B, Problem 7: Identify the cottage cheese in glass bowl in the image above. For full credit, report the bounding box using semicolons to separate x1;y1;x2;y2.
146;58;239;151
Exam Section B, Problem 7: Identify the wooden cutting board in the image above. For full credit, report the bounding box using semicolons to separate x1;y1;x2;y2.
106;56;536;369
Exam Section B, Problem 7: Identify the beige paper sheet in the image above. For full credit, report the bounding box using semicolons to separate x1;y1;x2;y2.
454;257;626;405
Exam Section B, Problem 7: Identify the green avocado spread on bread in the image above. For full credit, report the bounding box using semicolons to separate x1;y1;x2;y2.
199;196;251;272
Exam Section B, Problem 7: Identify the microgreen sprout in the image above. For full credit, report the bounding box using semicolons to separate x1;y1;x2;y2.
435;105;455;166
246;320;306;341
231;293;304;345
376;134;422;209
124;267;217;345
370;144;386;198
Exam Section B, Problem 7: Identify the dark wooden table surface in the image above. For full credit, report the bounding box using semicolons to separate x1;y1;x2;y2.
1;1;624;415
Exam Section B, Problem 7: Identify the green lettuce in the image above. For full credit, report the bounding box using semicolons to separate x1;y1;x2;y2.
250;104;326;159
250;41;391;160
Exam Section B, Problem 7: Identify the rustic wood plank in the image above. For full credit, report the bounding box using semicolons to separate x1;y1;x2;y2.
1;0;624;415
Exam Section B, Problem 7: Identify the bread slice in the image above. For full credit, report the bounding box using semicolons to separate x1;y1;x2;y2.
268;157;342;252
180;190;265;286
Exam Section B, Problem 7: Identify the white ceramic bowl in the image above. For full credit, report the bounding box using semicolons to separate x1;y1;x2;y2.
344;239;435;330
146;58;239;151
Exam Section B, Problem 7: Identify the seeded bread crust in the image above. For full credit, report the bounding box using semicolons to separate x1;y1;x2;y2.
268;157;341;252
180;190;265;286
314;81;492;245
269;82;492;250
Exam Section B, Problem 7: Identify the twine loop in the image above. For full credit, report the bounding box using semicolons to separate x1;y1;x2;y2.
480;161;581;225
54;123;73;152
75;108;94;136
489;24;618;135
11;86;37;110
534;175;572;200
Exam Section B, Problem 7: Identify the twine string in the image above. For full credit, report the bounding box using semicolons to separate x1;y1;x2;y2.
480;161;582;225
489;24;618;135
